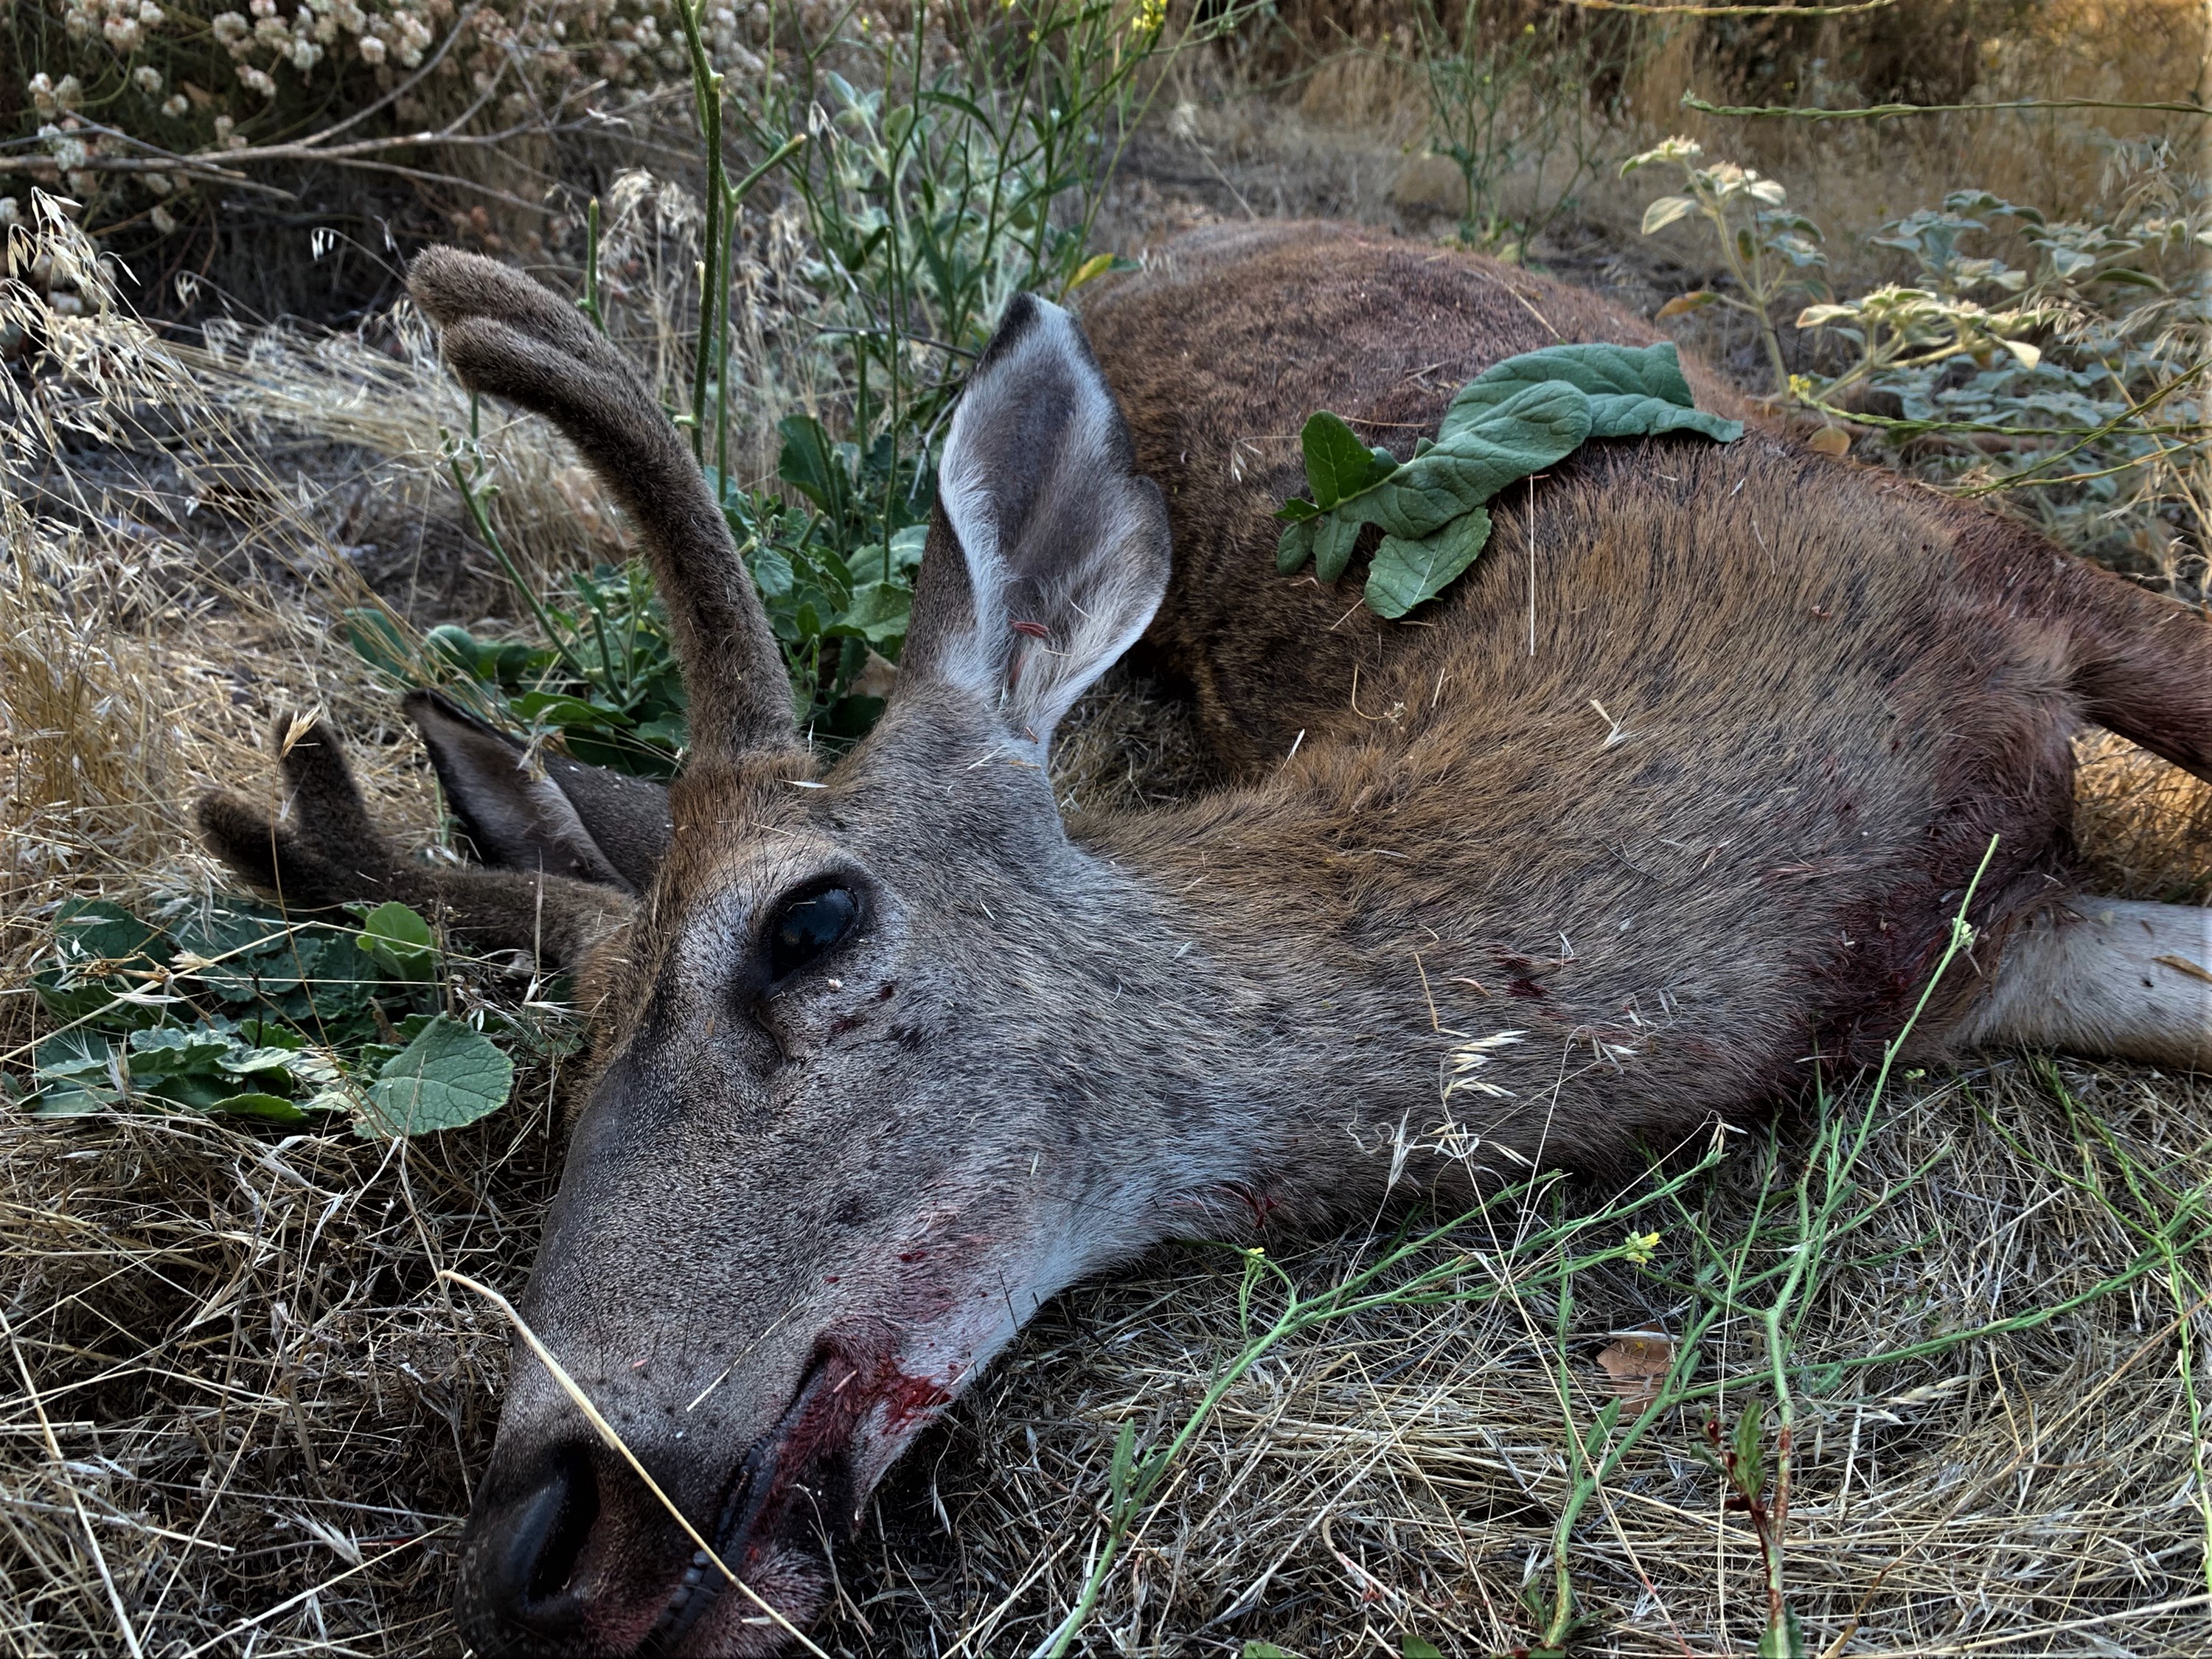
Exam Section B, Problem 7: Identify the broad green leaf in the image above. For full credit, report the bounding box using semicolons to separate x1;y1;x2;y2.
52;900;170;968
1447;344;1742;442
1275;518;1317;576
342;606;420;683
128;1025;237;1077
357;1015;514;1138
1402;1641;1444;1659
512;691;629;730
1641;194;1697;234
1310;512;1365;585
35;1029;115;1082
32;1082;115;1118
357;902;437;984
838;580;911;647
1369;379;1592;539
1363;509;1492;619
1241;1646;1296;1659
209;1091;309;1124
1299;412;1396;510
776;414;852;521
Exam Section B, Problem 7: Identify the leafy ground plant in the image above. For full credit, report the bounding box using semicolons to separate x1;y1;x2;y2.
18;894;521;1138
1632;134;2208;591
1276;341;1740;617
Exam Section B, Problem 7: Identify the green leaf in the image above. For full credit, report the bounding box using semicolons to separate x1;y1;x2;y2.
1363;509;1492;619
1310;512;1365;585
209;1092;309;1124
1275;518;1318;576
776;414;852;521
838;580;911;647
1300;412;1398;510
1402;1641;1444;1659
1108;1418;1136;1506
128;1024;237;1077
357;1015;514;1138
1449;344;1742;442
52;899;170;967
35;1029;116;1083
1641;194;1697;235
1757;1608;1808;1659
342;607;420;683
356;902;437;985
1241;1645;1297;1659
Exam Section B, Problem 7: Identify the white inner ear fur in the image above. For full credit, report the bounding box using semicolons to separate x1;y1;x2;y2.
935;296;1169;759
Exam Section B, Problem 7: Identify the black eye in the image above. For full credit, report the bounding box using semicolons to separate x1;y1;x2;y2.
768;886;858;983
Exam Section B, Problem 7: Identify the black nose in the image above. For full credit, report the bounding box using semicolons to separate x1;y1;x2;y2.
471;1447;599;1641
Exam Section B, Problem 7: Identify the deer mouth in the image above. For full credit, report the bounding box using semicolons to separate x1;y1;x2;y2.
645;1351;869;1653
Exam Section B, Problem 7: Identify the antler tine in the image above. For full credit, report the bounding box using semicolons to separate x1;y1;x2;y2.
406;247;798;766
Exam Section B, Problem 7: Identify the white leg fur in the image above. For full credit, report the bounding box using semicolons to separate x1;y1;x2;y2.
1952;898;2212;1070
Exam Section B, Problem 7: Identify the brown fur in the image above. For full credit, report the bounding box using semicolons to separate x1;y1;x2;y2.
192;225;2212;1658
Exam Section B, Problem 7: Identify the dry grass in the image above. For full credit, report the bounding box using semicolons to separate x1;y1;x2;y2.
4;83;2212;1659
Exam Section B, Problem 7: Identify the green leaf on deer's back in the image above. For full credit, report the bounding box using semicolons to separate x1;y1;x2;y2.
1448;343;1742;442
1239;1645;1296;1659
1300;411;1397;510
357;1015;514;1139
1400;1639;1444;1659
1373;379;1591;540
1275;516;1317;576
1362;509;1492;620
1310;512;1366;585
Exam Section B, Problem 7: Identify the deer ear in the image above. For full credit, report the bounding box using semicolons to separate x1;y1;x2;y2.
900;294;1170;755
403;692;672;896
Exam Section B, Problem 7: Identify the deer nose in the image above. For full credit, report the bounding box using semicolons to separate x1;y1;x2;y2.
470;1447;599;1641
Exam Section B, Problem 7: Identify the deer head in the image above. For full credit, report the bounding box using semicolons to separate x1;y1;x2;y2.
205;252;1209;1655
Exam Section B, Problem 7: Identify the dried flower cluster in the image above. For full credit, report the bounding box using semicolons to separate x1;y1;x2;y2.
7;0;796;230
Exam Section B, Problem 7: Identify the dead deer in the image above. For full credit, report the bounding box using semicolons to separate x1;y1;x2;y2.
195;222;2212;1655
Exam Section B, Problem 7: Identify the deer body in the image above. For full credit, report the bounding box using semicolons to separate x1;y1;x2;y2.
197;223;2212;1656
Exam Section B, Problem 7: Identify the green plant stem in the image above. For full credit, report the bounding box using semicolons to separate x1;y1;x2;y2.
580;196;604;333
1684;92;2212;122
445;441;591;685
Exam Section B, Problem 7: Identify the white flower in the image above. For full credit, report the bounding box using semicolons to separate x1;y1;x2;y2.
161;93;189;118
358;33;386;63
53;136;91;171
0;198;21;228
103;15;142;49
28;73;57;116
133;65;164;94
139;1;165;23
238;65;278;98
291;38;321;70
55;74;84;111
145;170;173;195
150;204;177;234
211;11;248;43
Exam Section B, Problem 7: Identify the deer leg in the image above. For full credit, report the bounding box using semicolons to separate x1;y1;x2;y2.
1952;897;2212;1070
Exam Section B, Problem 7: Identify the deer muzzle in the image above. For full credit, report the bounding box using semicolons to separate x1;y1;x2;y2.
458;1343;939;1656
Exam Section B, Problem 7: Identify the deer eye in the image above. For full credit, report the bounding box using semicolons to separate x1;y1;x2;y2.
768;886;858;983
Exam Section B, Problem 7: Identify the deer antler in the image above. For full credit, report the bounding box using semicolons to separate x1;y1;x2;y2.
406;248;799;765
195;714;630;970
